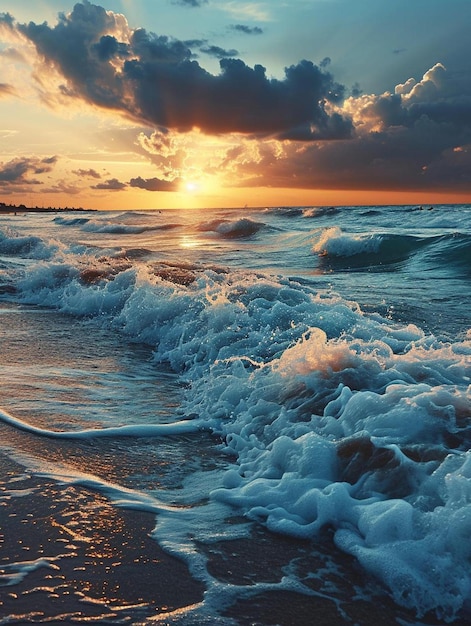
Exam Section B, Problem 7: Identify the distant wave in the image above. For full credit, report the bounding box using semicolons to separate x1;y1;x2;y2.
313;227;432;269
268;206;305;217
424;232;471;273
198;217;265;238
114;247;154;260
82;221;172;235
55;215;180;235
302;206;341;218
112;211;158;219
54;216;91;226
359;208;383;217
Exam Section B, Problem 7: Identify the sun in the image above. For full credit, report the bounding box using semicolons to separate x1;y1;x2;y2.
185;181;198;193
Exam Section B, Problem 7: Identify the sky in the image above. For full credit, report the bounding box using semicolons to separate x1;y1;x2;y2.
0;0;470;210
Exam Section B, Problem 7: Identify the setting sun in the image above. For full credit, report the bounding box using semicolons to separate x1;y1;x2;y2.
185;181;198;193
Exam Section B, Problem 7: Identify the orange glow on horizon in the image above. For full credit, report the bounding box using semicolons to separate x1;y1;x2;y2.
6;185;471;212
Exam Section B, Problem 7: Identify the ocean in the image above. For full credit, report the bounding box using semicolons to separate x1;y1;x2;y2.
0;203;470;625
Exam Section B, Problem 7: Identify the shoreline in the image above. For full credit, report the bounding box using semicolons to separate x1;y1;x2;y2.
0;205;94;214
1;444;469;625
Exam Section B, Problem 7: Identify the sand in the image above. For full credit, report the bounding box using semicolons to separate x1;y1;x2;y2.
2;445;468;625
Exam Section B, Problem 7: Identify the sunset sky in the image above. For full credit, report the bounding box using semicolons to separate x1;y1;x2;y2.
1;0;470;210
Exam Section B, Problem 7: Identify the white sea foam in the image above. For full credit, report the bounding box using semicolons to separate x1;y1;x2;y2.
198;217;265;238
313;226;382;256
0;406;205;439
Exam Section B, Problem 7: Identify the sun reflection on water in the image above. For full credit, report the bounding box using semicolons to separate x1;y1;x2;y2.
179;234;203;249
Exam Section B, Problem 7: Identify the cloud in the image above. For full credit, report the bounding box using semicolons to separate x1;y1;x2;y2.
73;168;102;179
0;46;26;63
171;0;208;7
137;129;183;160
0;12;14;30
91;177;126;190
183;38;239;59
13;1;352;140
129;176;182;191
0;156;58;186
347;63;471;134
229;24;264;35
87;176;182;191
218;62;471;193
3;3;470;197
41;180;82;195
199;45;239;59
0;83;16;98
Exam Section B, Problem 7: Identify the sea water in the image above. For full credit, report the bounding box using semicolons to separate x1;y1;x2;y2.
0;204;470;624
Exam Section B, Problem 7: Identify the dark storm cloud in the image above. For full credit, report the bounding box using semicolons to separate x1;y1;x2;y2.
122;55;350;138
230;25;264;35
214;65;471;193
14;1;352;140
91;177;126;190
128;176;181;191
233;109;471;192
92;34;128;61
0;156;57;185
16;3;128;110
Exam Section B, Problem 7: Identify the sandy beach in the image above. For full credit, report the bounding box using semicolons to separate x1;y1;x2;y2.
0;451;205;624
2;442;468;625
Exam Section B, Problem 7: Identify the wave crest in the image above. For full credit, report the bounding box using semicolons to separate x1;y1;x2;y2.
198;217;265;238
313;227;430;269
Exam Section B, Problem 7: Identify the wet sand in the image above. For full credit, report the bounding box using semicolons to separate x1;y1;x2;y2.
2;447;469;625
0;454;204;624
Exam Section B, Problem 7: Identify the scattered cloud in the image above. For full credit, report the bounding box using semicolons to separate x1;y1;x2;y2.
129;176;182;191
0;129;18;139
73;168;102;179
0;155;57;186
198;44;239;59
91;177;126;190
170;0;208;7
184;38;239;58
0;12;15;30
88;173;183;193
229;24;264;35
41;180;82;195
